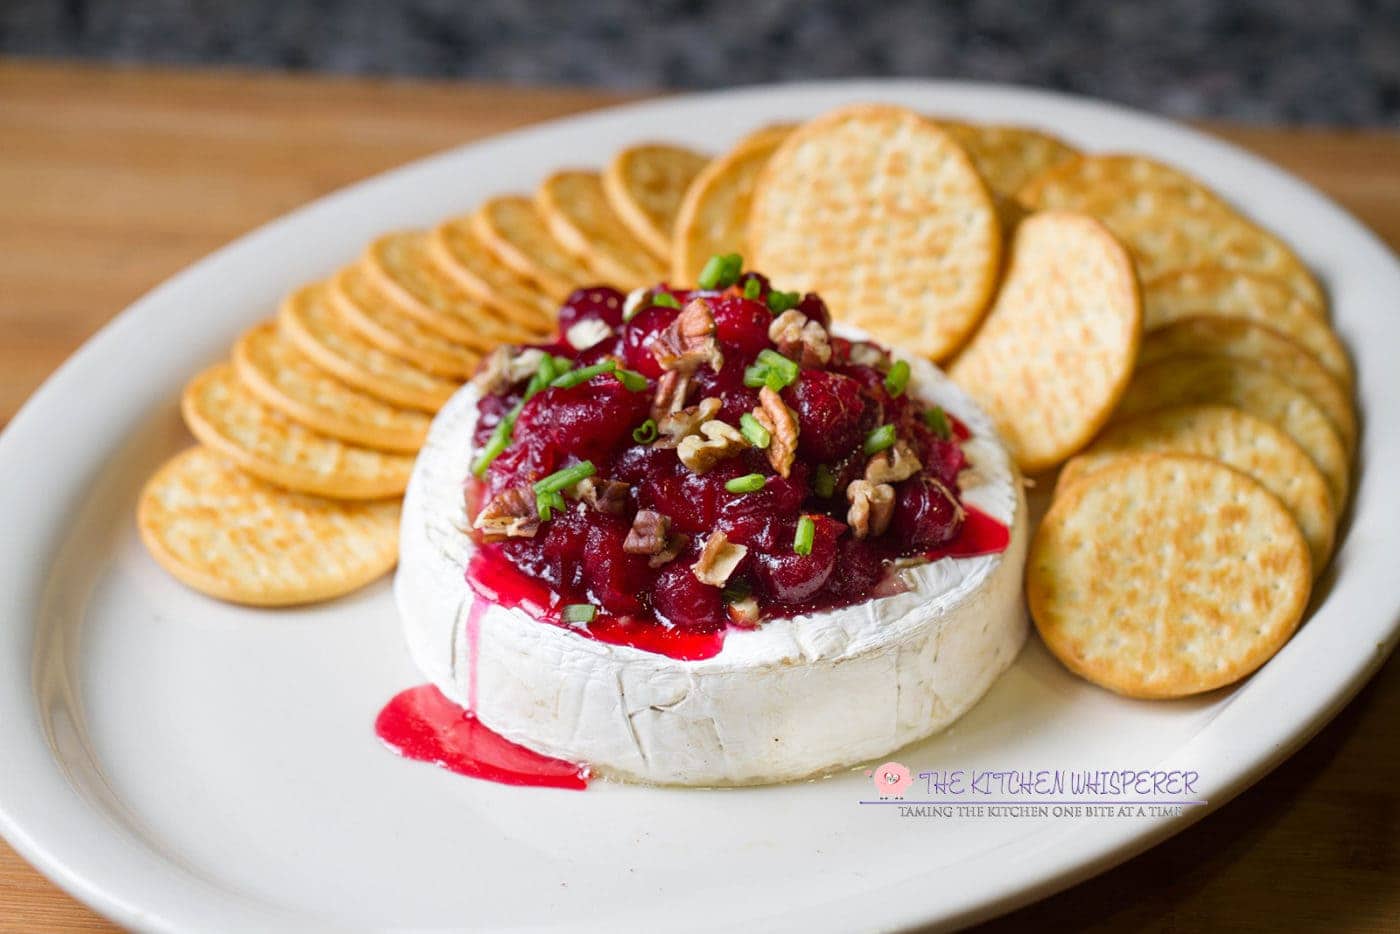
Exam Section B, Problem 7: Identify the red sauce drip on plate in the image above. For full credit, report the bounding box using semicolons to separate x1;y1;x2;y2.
925;505;1010;560
375;685;588;790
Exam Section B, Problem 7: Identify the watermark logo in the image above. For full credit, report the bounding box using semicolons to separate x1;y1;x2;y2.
864;761;913;799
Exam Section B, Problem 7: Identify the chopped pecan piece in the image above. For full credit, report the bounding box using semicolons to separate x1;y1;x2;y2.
751;387;799;478
652;297;724;374
655;396;721;448
845;341;890;369
864;441;923;485
768;309;831;368
846;480;895;539
650;370;692;421
471;486;541;540
727;596;761;628
677;419;749;473
691;531;748;587
622;510;689;568
575;477;629;515
564;317;612;351
469;346;545;395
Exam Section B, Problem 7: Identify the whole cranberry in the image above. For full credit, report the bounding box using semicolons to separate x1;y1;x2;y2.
783;371;867;463
651;554;725;630
621;303;681;378
583;514;649;615
912;425;966;491
693;357;760;424
539;506;591;591
824;537;886;600
711;296;774;359
892;476;965;551
484;436;558;498
751;514;843;604
557;286;625;335
516;377;649;463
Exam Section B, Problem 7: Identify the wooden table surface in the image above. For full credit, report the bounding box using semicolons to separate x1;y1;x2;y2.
1;59;1397;932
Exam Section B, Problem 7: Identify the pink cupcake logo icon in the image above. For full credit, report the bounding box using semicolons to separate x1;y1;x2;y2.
866;761;913;799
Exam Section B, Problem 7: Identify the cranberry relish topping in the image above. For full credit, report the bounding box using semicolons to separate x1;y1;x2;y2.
465;257;974;636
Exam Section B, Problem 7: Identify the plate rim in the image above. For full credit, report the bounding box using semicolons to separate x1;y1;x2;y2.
0;77;1397;931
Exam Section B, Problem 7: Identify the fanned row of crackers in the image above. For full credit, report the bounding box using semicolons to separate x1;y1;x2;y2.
140;142;725;606
140;98;1357;706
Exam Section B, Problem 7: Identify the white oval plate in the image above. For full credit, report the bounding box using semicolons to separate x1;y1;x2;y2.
1;81;1397;932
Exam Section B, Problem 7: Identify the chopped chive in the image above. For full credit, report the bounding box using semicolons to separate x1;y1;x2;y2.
651;291;681;310
923;405;952;439
813;464;836;498
550;359;615;389
793;516;815;556
562;603;597;623
725;473;767;494
471;417;514;476
534;461;597;495
863;424;897;455
536;489;567;521
632;418;658;444
614;367;648;392
739;412;771;448
537;354;558;386
742;277;762;300
698;252;743;290
885;359;911;397
766;290;800;314
472;353;565;476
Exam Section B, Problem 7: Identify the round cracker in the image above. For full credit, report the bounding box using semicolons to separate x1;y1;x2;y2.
948;211;1141;473
430;217;557;332
469;194;602;300
938;120;1080;199
1029;453;1311;699
603;143;710;261
330;263;480;379
138;446;400;606
1144;267;1352;390
749;104;1002;362
1139;316;1355;453
536;170;666;289
278;282;458;412
181;363;414;499
1116;355;1350;509
1059;404;1336;573
233;321;430;453
670;123;794;286
363;231;537;348
1016;154;1323;307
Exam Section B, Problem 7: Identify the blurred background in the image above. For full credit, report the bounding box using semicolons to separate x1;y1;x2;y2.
3;0;1398;125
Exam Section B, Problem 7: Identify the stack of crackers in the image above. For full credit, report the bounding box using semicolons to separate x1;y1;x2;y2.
138;142;716;606
732;104;1353;699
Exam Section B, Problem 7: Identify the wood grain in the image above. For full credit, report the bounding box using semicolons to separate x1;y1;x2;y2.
1;58;1397;932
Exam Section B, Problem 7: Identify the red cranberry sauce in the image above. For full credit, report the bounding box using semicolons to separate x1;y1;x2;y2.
465;272;1004;648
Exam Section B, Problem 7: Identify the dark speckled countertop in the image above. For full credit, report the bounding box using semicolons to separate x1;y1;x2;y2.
2;0;1398;125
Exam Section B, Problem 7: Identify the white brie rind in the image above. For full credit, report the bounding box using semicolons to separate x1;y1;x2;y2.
395;348;1029;786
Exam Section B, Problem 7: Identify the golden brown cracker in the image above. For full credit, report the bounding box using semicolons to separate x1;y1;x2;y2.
1138;315;1355;453
1059;404;1336;573
469;194;602;300
1017;154;1323;307
671;123;794;286
278;282;458;412
1144;267;1351;390
603;143;710;261
1116;354;1350;509
949;211;1141;473
537;170;667;288
181;363;414;499
138;446;400;606
430;217;558;332
749;104;1002;361
939;120;1080;200
1028;453;1311;699
330;263;481;379
364;231;539;347
233;320;430;453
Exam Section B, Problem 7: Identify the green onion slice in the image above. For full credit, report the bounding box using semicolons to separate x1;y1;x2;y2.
863;424;897;455
813;464;836;498
562;603;597;623
534;461;597;495
924;405;952;440
724;473;767;494
632;418;658;444
739;412;771;448
550;360;615;389
651;291;681;309
766;290;800;314
742;277;762;300
793;516;815;556
885;359;911;397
